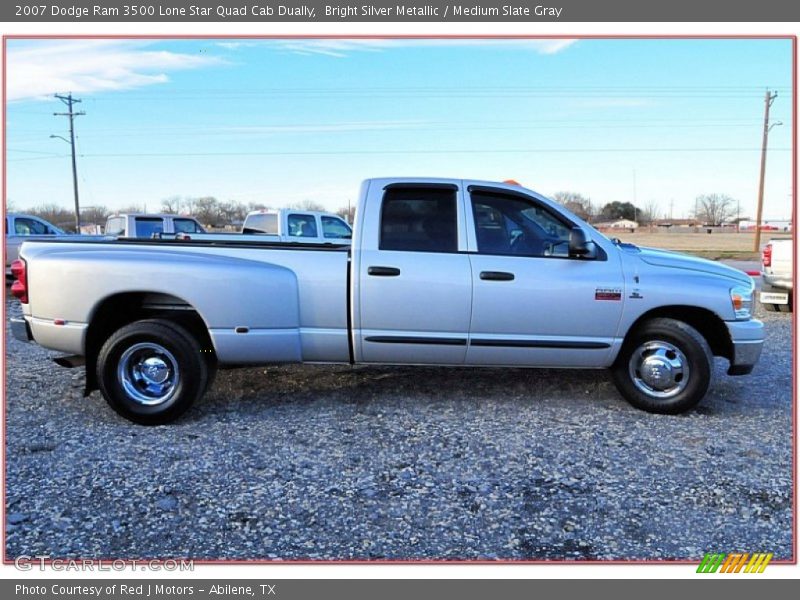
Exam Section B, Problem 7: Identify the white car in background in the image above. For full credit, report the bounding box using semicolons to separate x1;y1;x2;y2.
5;213;66;276
760;238;793;313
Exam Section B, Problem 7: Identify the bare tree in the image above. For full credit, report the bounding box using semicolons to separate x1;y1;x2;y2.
25;204;77;232
640;200;661;225
193;196;221;227
160;196;181;214
287;199;326;212
694;194;736;226
336;205;356;224
552;191;593;221
80;205;110;225
181;197;198;216
117;204;147;214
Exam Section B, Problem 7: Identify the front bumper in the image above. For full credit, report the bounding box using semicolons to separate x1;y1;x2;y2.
10;317;32;343
725;319;764;376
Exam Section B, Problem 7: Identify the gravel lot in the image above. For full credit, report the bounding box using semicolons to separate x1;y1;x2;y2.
4;296;794;561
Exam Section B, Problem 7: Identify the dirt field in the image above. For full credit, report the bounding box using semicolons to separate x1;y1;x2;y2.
609;231;792;260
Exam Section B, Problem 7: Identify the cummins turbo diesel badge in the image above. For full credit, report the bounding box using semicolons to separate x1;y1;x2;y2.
595;288;622;301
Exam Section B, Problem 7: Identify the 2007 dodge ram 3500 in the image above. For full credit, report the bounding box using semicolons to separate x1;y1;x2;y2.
10;178;764;424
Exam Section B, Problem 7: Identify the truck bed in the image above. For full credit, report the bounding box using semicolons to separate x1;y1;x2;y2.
18;237;352;364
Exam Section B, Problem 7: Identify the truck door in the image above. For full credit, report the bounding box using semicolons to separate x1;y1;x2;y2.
465;185;625;367
355;182;472;364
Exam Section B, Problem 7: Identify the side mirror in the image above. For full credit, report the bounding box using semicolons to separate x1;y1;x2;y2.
568;227;594;258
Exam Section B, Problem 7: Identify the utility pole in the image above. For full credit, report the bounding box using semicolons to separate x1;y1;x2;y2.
753;90;781;252
52;93;85;232
736;199;740;232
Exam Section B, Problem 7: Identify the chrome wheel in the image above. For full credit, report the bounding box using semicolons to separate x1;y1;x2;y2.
117;342;179;406
627;340;690;400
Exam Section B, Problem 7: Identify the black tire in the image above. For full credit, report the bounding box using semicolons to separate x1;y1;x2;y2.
96;319;208;425
611;318;713;415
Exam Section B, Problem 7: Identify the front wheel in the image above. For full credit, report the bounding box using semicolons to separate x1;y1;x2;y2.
611;318;713;414
97;319;208;425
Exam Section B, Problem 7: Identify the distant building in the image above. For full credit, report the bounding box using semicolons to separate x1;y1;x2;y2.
594;219;639;231
737;219;792;232
653;218;700;228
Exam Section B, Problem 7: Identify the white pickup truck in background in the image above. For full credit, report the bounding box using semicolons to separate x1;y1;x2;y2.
760;238;793;312
104;213;206;238
242;209;352;241
170;209;353;244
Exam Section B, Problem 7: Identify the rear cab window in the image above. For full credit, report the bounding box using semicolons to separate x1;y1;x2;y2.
134;218;164;238
243;213;278;234
379;187;458;253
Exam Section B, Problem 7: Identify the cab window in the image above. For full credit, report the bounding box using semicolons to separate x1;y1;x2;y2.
134;217;164;238
380;187;457;253
471;191;572;257
287;214;318;238
321;216;352;239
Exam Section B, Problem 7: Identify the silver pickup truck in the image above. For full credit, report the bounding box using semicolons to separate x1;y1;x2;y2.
10;178;764;424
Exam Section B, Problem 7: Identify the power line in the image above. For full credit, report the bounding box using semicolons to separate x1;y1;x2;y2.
52;93;85;231
7;147;792;163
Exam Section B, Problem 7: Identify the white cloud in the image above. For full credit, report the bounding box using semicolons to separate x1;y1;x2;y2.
262;38;577;58
7;40;222;102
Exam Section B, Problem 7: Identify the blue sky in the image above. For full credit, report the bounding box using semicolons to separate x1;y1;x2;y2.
5;38;793;220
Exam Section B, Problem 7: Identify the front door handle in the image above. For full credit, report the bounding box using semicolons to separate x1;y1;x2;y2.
368;266;401;277
480;271;515;281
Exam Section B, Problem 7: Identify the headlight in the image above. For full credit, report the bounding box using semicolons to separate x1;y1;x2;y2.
730;284;754;320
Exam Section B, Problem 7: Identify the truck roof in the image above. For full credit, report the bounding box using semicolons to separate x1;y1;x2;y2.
107;213;201;219
364;176;532;193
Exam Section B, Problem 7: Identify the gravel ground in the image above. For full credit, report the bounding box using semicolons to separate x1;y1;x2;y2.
4;297;794;561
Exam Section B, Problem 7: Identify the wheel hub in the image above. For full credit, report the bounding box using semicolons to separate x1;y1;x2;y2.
140;356;170;384
117;343;180;406
628;340;690;399
640;355;675;390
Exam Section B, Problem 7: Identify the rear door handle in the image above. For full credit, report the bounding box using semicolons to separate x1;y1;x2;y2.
480;271;515;281
368;266;401;277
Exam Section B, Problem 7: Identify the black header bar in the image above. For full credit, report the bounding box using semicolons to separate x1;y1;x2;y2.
4;0;800;22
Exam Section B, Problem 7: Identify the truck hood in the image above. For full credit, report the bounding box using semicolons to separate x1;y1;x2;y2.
630;246;753;285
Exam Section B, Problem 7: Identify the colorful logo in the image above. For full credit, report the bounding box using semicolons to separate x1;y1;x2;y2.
697;553;773;573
